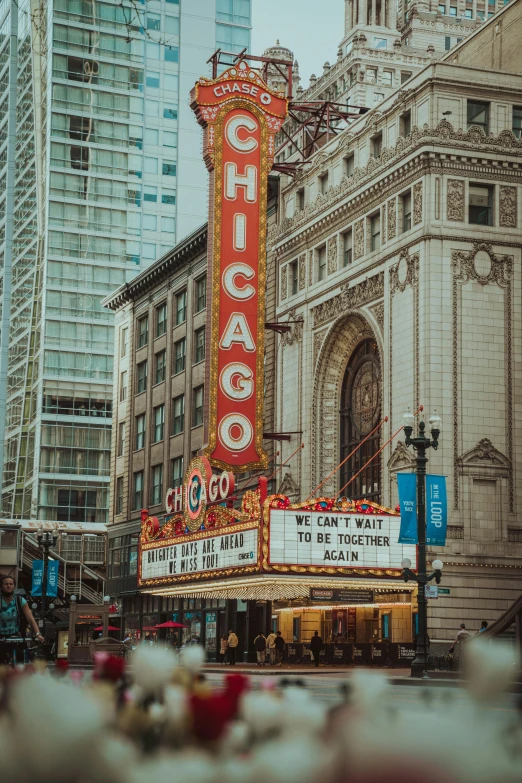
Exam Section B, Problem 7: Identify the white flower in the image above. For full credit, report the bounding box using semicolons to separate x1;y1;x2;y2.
164;684;189;730
132;644;177;694
179;644;205;673
240;690;282;737
465;639;518;702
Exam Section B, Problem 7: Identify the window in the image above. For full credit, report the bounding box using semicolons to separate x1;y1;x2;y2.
146;71;160;88
116;477;124;515
163;161;177;176
373;37;387;49
438;3;446;11
297;188;305;210
133;471;144;509
290;260;299;296
318;172;329;194
154;404;165;442
163;131;178;148
117;422;125;456
464;8;473;17
340;339;381;501
514;107;522;138
445;36;451;50
469;184;493;226
138;315;149;348
135;414;146;450
174;338;186;374
401;71;412;85
164;108;178;121
144;186;158;203
151;464;163;506
370;213;381;251
156;303;167;337
382;71;393;86
317;245;327;281
217;0;251;24
402;191;412;232
71;145;89;170
194;327;205;363
449;5;457;14
371;133;382;158
400;111;411;137
137;360;148;394
165;15;180;34
467;101;489;133
172;394;185;435
175;290;187;324
147;13;161;30
155;350;166;384
193;386;204;427
120;371;127;402
144;156;158;174
165;46;179;63
343;230;353;266
120;328;128;358
343;155;354;178
161;216;176;233
195;276;206;312
171;456;184;488
162;189;176;205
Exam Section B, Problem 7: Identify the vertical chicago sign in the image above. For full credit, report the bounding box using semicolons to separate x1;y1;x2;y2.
191;61;288;472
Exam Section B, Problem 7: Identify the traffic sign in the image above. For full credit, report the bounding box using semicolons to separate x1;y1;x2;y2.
425;585;438;599
438;587;451;595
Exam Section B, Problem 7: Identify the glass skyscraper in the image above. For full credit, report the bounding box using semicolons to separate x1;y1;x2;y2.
0;0;251;523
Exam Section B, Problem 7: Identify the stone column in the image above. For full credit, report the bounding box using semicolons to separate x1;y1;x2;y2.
345;0;353;32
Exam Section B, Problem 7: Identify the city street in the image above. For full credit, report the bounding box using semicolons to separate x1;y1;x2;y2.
203;670;521;715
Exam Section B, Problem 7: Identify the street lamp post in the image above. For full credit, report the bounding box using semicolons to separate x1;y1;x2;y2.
401;410;443;678
35;530;64;639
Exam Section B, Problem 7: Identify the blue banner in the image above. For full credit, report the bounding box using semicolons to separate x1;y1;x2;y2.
397;472;418;544
31;560;44;596
31;559;59;597
47;560;59;597
426;475;447;546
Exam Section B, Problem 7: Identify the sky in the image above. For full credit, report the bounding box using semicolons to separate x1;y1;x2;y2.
251;0;345;90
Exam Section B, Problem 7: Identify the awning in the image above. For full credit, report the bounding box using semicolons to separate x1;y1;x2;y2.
142;575;417;601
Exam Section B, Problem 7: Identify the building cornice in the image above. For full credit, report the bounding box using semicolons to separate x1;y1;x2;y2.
103;224;207;311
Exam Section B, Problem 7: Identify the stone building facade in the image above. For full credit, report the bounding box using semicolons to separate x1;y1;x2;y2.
269;2;522;640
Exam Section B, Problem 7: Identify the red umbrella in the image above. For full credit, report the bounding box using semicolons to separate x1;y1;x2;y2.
93;625;120;632
154;620;186;629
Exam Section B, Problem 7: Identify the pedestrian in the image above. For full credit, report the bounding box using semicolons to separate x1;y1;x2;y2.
478;620;489;634
266;628;277;665
310;630;323;668
165;631;177;647
227;629;238;665
274;630;285;666
449;623;471;653
0;574;44;664
219;634;228;664
254;632;266;665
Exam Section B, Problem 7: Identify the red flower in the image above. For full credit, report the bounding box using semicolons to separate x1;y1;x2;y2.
189;673;249;742
94;653;125;682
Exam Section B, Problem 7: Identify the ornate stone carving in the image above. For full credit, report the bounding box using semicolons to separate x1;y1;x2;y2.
452;242;512;287
354;219;364;259
508;529;522;542
327;235;338;274
278;471;299;498
447;526;464;540
281;264;287;301
381;202;387;244
312;271;384;328
298;253;306;290
389;250;419;294
457;439;510;470
387;198;396;239
387;441;415;472
370;301;385;333
280;307;304;346
447;179;464;221
313;329;328;366
413;181;422;225
499;186;517;228
275;120;522;242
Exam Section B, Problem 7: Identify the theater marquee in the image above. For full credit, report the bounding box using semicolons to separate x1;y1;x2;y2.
191;61;288;473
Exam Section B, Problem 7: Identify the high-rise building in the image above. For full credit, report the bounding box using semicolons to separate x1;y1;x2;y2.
0;0;251;524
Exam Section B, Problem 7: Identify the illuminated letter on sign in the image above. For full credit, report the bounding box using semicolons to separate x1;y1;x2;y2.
191;62;288;471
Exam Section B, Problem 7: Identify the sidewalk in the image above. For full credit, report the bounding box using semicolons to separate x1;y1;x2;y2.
202;663;465;687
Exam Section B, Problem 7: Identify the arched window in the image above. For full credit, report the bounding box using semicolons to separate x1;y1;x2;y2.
339;339;381;501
